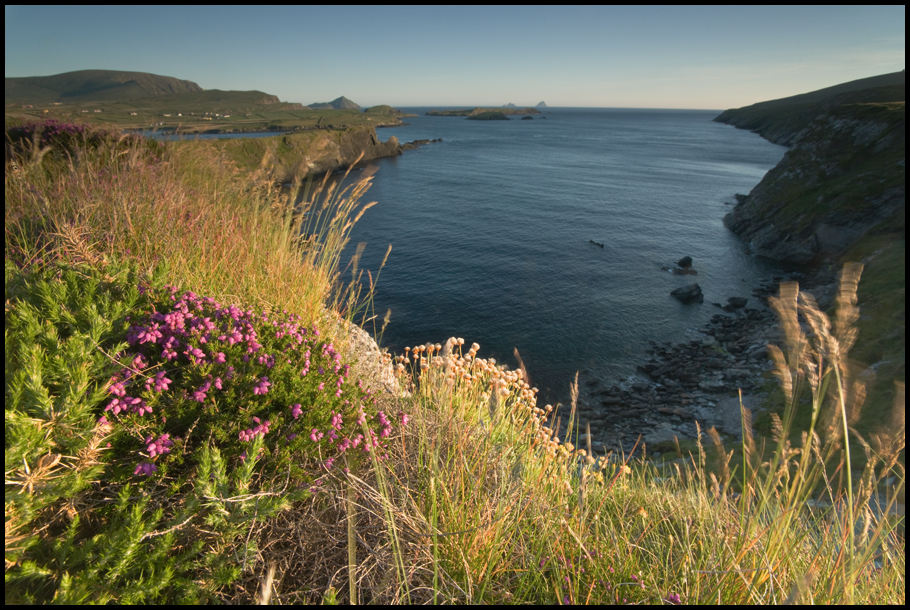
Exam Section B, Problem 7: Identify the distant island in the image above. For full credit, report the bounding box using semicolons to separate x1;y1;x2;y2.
427;107;541;117
307;96;360;110
504;102;547;108
467;111;510;121
4;69;414;133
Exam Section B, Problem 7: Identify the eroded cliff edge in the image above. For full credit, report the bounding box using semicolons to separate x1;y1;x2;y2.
197;126;402;184
714;73;905;266
715;73;906;265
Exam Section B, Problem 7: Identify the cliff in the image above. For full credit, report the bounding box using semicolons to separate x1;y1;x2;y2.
716;75;905;266
198;126;401;183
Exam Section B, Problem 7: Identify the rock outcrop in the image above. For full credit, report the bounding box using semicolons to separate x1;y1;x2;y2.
670;283;704;304
206;126;402;183
400;138;442;151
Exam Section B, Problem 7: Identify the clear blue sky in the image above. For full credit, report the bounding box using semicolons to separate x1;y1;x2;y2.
5;5;905;110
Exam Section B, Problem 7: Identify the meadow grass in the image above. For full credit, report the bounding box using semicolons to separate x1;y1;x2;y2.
5;120;905;603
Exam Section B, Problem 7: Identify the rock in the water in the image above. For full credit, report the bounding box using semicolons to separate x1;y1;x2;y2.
671;283;704;304
727;296;749;309
677;256;693;268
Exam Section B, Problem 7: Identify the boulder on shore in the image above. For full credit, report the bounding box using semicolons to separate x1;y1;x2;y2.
671;283;704;304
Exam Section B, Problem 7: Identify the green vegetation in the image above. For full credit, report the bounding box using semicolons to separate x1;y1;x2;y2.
5;120;904;604
5;69;204;105
6;70;410;134
714;71;905;145
717;74;905;456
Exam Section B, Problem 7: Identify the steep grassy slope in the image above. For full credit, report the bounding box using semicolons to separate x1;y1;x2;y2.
717;74;905;446
714;70;904;145
5;69;204;104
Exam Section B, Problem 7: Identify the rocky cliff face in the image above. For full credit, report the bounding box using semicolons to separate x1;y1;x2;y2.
720;101;905;265
206;126;401;184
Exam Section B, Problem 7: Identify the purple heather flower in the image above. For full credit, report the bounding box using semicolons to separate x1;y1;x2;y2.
109;381;126;397
145;433;173;457
213;351;226;364
664;594;681;605
184;346;205;363
239;418;271;442
134;462;157;476
132;398;153;417
193;381;211;402
153;371;172;392
310;428;324;442
214;377;223;390
330;412;343;430
136;324;163;344
253;376;271;395
290;403;302;419
105;398;124;415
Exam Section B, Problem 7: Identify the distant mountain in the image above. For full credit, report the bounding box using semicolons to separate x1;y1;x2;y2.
536;101;547;108
308;96;361;110
502;103;517;108
5;69;203;104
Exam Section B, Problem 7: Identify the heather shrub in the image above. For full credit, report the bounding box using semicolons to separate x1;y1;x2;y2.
5;258;404;602
104;279;402;487
5;118;163;163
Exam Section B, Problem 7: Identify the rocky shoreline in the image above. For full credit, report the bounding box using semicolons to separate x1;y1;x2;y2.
555;269;839;457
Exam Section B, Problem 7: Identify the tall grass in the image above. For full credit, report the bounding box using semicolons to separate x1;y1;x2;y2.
5;122;904;603
5;121;375;328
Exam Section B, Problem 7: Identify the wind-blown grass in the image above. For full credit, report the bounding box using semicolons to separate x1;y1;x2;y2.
5;120;904;603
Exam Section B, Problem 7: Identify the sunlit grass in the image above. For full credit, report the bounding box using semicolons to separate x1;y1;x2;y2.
5;120;904;603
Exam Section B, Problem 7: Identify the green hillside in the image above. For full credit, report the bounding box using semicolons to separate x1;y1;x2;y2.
5;69;203;104
5;70;411;133
714;70;904;145
717;74;905;447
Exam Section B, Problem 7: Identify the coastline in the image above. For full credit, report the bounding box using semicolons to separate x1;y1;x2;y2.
563;266;846;456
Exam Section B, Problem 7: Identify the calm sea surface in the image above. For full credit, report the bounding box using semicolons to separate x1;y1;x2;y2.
335;108;787;404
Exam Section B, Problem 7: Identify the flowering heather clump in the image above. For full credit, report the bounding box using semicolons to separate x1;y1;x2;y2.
100;284;403;486
6;118;162;160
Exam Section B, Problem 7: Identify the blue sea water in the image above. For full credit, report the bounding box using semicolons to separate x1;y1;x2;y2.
336;108;787;404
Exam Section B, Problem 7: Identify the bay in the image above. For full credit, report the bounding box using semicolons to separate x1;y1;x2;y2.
340;108;787;404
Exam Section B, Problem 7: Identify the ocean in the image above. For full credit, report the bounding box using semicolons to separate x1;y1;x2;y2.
334;108;787;405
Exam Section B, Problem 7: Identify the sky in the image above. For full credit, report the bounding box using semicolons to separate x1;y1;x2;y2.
5;5;905;110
